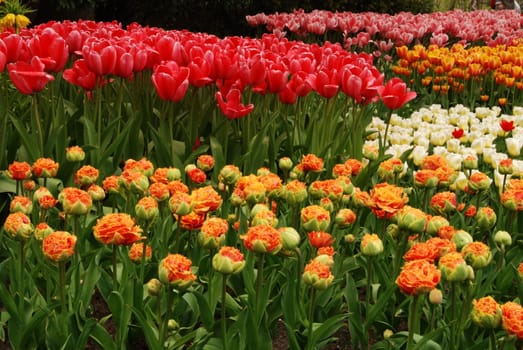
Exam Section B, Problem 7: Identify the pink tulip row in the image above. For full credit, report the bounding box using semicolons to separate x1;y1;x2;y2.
246;9;523;49
1;19;415;120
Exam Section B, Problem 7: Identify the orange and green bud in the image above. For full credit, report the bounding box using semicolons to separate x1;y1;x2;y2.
66;146;85;162
301;205;330;232
302;260;334;290
475;206;497;230
361;233;384;256
472;296;502;329
212;246;246;275
158;254;196;290
135;196;160;222
438;252;469;282
462;241;492;269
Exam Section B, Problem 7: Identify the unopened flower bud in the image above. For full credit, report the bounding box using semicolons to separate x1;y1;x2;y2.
279;227;301;251
429;288;443;305
360;233;384;256
494;230;512;248
344;234;356;244
146;278;162;296
168;319;179;331
278;157;293;171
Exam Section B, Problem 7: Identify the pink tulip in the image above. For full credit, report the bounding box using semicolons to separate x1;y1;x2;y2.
215;88;254;119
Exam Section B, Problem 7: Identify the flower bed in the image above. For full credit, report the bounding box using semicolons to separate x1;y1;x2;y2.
0;7;523;350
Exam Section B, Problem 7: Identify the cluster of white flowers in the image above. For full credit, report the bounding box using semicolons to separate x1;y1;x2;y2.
365;104;523;191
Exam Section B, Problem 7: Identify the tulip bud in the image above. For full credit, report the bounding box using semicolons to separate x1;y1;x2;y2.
218;165;242;185
196;155;214;172
335;208;357;228
301;205;330;232
386;223;399;239
471;296;501;329
429;288;443;305
66;146;85;162
278;157;293;171
451;229;473;250
146;278;162;296
135;197;160;222
394;206;427;233
426;216;449;236
475;207;497;231
438;252;469;282
360;233;384;256
462;155;478;170
494;230;512;248
302;260;334;290
344;234;356;244
34;222;54;241
212;246;245;275
498;159;513;175
462;242;492;269
4;212;33;240
279;227;301;251
88;184;106;202
168;319;179;331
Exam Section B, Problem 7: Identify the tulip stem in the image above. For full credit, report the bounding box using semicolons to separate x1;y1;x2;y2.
306;287;317;350
32;94;44;157
160;286;175;346
18;240;25;308
407;294;421;350
59;260;66;314
112;244;118;290
365;256;374;328
490;329;497;350
255;253;265;315
221;274;228;350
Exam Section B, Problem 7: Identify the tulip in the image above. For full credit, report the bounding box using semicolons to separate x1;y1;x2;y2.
82;38;117;76
151;61;190;102
378;77;417;110
62;59;98;91
7;56;55;95
215;88;254;119
28;27;69;73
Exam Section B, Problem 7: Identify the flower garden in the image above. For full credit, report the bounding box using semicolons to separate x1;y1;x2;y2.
1;5;523;350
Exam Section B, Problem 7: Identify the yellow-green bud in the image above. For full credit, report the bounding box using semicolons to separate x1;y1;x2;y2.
429;288;443;305
494;230;512;248
360;233;384;256
146;278;162;297
278;157;293;171
451;229;473;250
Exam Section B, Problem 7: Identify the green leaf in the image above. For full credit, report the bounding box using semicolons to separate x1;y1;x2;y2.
192;290;215;330
89;322;116;350
131;306;162;350
309;313;346;346
9;115;39;161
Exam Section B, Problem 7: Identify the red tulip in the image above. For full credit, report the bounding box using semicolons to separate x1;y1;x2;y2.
188;55;213;88
287;70;312;97
308;68;339;99
113;45;134;78
452;128;464;138
1;33;28;63
340;63;383;105
215;88;254;119
82;39;117;76
378;77;417;110
156;35;188;64
266;62;288;94
63;59;97;91
500;119;515;132
0;40;6;73
151;61;190;102
8;56;55;95
28;28;69;72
